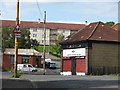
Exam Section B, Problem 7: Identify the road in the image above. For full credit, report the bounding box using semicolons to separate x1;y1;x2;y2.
21;75;119;89
1;69;120;90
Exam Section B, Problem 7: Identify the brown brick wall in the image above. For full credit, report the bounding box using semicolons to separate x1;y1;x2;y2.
29;56;34;65
29;56;42;67
2;55;11;70
17;56;22;64
88;42;119;74
3;54;41;70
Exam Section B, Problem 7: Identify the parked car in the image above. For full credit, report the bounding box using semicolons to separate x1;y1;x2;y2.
45;58;52;63
46;61;57;69
17;64;37;72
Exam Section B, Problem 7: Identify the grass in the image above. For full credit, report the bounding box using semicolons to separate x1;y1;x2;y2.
34;46;52;53
34;45;61;57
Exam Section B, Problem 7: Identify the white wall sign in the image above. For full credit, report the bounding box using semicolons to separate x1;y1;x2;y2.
63;48;86;57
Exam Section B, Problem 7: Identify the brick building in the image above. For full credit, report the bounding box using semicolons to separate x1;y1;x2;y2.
2;49;41;70
111;23;120;31
60;22;119;75
1;20;86;45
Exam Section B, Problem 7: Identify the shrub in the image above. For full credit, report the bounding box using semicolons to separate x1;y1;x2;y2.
12;70;23;78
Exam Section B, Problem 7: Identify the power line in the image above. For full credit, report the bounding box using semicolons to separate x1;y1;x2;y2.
36;0;44;21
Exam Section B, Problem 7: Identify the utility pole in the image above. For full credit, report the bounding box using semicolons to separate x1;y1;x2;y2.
14;0;20;78
43;11;46;75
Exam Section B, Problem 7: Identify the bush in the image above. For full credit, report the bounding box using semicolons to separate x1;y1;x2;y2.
12;70;23;78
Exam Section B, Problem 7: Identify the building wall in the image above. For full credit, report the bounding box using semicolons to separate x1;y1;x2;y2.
2;55;11;70
30;28;50;45
76;58;86;72
18;56;22;64
88;42;119;74
63;59;72;72
2;54;41;70
30;27;76;45
0;27;2;69
57;29;70;38
0;27;2;54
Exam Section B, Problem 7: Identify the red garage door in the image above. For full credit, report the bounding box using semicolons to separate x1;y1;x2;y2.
63;59;72;72
76;58;86;72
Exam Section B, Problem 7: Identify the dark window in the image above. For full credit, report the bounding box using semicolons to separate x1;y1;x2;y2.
28;65;32;67
33;34;37;37
22;56;29;64
10;55;14;64
33;28;37;32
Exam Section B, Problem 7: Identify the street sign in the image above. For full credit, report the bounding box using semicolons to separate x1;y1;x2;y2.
15;33;21;38
14;25;21;38
14;25;20;32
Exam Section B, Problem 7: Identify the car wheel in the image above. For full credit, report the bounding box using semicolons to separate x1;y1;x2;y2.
32;70;34;72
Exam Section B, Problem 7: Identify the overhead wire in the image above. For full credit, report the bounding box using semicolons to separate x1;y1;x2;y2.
36;0;44;21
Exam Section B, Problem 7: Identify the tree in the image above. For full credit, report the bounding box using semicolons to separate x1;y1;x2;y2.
51;34;65;56
105;21;115;26
2;27;15;49
2;27;39;49
18;28;31;48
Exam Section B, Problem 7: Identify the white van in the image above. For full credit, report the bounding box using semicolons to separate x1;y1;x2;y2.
17;64;37;72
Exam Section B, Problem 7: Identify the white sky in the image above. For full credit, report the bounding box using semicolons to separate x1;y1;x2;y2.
0;0;119;23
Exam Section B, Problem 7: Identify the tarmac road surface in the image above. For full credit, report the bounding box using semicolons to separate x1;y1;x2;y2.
2;78;34;88
1;70;119;90
21;75;119;89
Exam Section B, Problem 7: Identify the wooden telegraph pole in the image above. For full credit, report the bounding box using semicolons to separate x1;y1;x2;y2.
14;0;20;78
43;11;46;75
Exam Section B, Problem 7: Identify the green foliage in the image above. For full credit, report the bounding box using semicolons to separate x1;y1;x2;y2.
35;34;65;57
51;34;65;56
2;27;15;49
34;45;61;57
2;27;39;49
18;28;31;49
51;45;61;55
105;21;115;26
55;34;65;45
34;45;50;52
12;70;23;78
